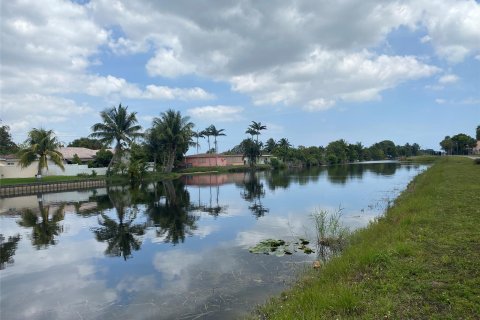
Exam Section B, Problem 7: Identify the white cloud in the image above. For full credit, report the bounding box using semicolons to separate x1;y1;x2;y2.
187;105;244;122
1;94;94;136
435;98;447;104
438;74;459;84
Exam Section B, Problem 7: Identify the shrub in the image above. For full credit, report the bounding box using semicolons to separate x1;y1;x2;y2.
474;158;480;165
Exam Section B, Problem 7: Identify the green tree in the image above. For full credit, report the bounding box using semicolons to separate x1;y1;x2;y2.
67;137;104;149
248;121;267;144
450;133;476;155
17;128;65;176
0;123;18;154
241;138;261;167
72;153;82;165
277;138;292;162
90;148;114;168
192;131;204;154
440;136;454;155
153;109;194;173
90;104;142;172
326;139;349;164
207;125;226;153
202;127;212;152
264;138;277;153
476;125;480;140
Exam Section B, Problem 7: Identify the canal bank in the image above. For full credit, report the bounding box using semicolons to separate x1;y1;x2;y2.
254;157;480;319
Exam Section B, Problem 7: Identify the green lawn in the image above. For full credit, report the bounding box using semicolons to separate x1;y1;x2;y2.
253;157;480;319
0;175;105;186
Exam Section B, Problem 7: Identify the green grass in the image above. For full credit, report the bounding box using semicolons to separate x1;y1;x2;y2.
252;157;480;319
0;175;105;186
401;155;440;163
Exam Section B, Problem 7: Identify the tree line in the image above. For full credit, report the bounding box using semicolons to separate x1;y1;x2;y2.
1;108;478;180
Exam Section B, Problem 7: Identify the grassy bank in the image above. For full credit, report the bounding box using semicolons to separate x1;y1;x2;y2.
0;175;105;186
254;157;480;319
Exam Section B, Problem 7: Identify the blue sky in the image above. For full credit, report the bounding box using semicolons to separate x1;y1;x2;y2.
1;0;479;152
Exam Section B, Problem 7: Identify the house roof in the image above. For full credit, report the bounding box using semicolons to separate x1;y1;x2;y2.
58;147;99;160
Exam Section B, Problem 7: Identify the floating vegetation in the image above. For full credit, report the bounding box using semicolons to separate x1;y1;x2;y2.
312;207;350;262
249;238;314;256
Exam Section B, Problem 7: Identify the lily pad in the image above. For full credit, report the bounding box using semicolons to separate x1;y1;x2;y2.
249;238;314;256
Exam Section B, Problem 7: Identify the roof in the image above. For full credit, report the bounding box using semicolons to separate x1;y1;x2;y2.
58;147;99;160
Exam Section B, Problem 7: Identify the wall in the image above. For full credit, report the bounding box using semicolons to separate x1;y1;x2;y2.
0;162;38;179
0;161;107;179
44;164;107;176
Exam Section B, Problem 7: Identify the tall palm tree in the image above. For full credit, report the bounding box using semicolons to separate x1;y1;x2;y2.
202;127;212;153
153;109;194;173
90;104;142;171
192;131;204;154
17;128;65;176
208;125;226;153
278;138;292;162
249;121;267;144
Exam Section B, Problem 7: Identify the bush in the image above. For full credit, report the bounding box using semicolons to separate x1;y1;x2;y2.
91;170;97;177
474;158;480;165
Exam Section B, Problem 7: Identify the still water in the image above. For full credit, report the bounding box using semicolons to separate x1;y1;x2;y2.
0;162;427;319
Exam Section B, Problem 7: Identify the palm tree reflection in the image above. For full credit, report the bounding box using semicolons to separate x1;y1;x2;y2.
92;187;146;261
17;197;65;249
241;172;269;218
0;234;21;270
146;180;199;245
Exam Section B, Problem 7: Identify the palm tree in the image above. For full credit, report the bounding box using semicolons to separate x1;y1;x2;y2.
278;138;292;162
264;138;277;153
153;109;194;173
202;127;212;153
249;121;267;144
17;128;65;176
90;104;142;171
192;131;204;154
208;125;226;153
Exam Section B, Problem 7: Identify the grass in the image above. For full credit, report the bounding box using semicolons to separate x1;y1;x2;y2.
400;155;440;163
252;157;480;319
0;175;105;186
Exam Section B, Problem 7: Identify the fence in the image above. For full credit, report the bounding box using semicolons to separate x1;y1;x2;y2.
0;179;106;197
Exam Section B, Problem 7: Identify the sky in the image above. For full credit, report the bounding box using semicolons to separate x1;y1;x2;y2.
1;0;479;153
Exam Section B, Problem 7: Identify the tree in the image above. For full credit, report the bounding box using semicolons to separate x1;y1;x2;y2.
277;138;292;162
248;121;267;144
326;139;349;164
68;137;104;149
17;128;65;176
241;138;261;167
0;123;18;154
90;104;142;172
192;131;204;154
153;109;194;173
207;125;226;153
476;125;480;141
264;138;277;153
450;133;476;155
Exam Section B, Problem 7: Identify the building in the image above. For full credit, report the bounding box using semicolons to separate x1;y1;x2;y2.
0;147;109;179
473;141;480;155
183;154;245;167
183;154;274;168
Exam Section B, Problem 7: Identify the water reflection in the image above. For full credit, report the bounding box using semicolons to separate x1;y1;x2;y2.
240;172;269;218
0;234;21;270
145;180;199;245
0;162;428;320
17;197;65;249
92;186;146;260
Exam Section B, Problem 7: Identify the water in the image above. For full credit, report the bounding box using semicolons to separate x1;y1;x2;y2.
0;162;427;319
